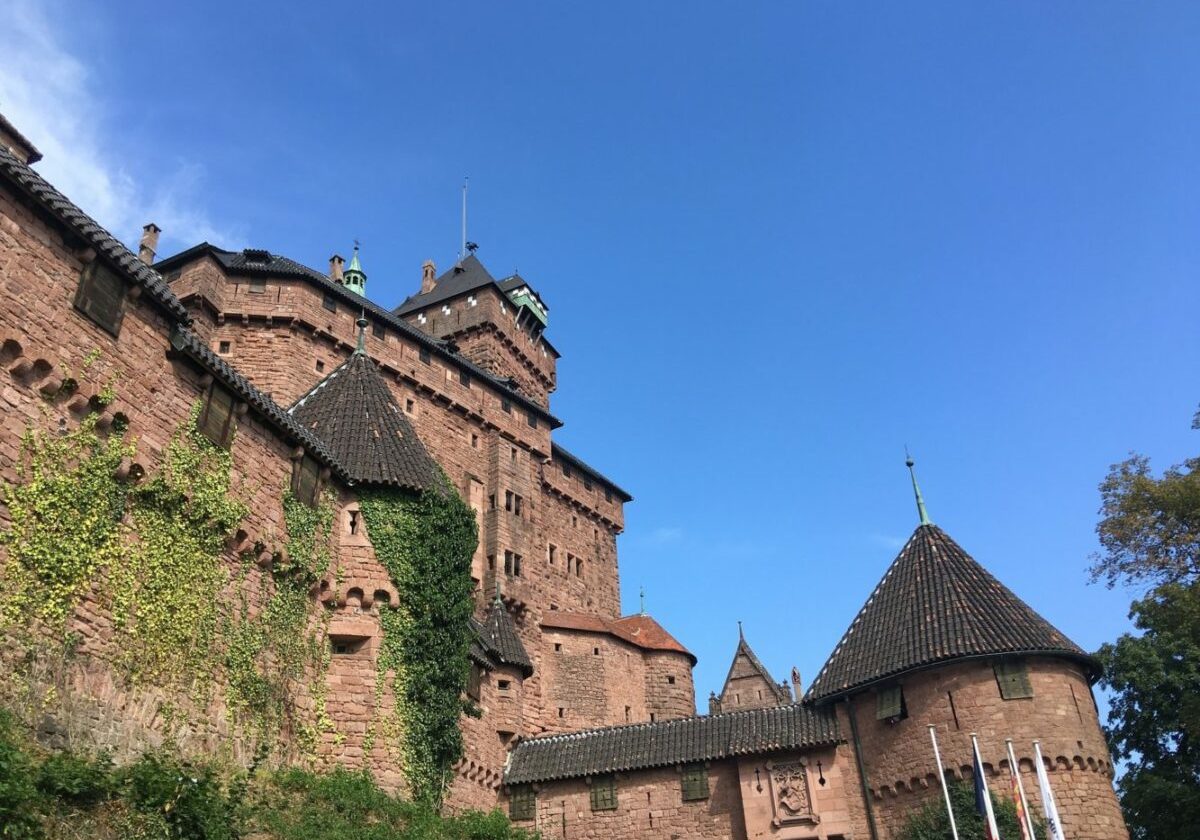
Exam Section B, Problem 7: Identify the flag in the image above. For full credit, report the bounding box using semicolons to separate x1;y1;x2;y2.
1033;741;1066;840
1008;764;1032;840
972;735;1002;840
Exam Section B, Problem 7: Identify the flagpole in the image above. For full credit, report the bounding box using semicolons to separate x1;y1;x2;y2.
971;733;1003;840
1006;739;1037;840
1033;740;1065;840
928;725;961;840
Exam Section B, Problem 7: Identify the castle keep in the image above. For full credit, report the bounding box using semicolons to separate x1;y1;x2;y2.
0;121;1128;838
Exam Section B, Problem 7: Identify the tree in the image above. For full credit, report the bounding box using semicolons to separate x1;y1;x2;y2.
1091;426;1200;840
895;779;1042;840
1093;583;1200;840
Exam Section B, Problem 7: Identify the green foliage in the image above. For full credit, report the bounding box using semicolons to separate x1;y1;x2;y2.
895;779;1042;840
0;709;532;840
0;709;43;839
0;415;133;627
1090;454;1200;589
1095;582;1200;840
358;479;478;807
109;409;248;691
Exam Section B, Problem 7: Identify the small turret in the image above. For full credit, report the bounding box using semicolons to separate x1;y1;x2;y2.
343;245;367;297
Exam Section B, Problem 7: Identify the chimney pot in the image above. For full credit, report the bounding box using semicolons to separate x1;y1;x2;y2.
138;223;161;265
421;259;437;294
329;254;345;283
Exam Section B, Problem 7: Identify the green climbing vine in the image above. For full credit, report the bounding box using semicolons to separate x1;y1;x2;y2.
109;406;248;692
0;415;133;628
358;477;477;807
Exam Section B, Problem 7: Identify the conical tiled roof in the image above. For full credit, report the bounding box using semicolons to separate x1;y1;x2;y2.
805;524;1098;703
475;595;532;676
288;352;440;491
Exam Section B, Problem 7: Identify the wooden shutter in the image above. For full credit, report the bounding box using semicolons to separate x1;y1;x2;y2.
509;785;535;821
74;263;126;335
876;685;903;720
681;764;709;801
590;775;617;811
292;455;321;506
995;660;1034;699
198;383;236;447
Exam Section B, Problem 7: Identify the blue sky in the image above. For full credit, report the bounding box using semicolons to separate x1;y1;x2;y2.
2;1;1197;712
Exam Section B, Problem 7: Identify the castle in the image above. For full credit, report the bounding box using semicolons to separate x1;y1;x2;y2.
0;116;1128;838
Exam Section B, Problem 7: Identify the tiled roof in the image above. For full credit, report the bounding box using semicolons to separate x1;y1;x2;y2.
288;351;440;491
168;327;345;477
0;113;43;163
0;145;190;322
551;443;633;503
541;612;694;664
724;635;792;704
477;596;533;676
154;245;562;429
393;254;497;314
504;703;841;785
805;524;1100;703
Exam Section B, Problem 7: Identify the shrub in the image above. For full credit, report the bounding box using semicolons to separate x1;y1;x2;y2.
37;750;113;805
0;710;43;839
896;778;1043;840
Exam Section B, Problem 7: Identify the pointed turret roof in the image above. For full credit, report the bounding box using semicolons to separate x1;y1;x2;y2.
288;349;440;491
805;524;1098;703
475;593;532;676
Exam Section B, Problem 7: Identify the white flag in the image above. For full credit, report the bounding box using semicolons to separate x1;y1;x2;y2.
1033;741;1065;840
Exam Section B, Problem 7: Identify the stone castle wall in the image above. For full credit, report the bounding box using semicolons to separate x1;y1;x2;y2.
846;657;1127;840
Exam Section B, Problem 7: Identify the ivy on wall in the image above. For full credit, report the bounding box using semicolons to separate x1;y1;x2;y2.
358;478;477;807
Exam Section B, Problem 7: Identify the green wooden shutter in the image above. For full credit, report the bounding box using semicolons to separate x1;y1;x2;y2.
509;785;535;821
590;775;617;811
681;764;709;801
995;660;1034;699
876;685;903;719
74;263;126;335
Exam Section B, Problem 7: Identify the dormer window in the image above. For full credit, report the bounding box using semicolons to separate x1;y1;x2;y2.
74;261;126;336
197;382;238;448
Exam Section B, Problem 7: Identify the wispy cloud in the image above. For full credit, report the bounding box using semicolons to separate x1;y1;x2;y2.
868;533;906;551
0;1;238;251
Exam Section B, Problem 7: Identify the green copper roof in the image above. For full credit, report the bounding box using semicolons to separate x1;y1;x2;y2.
343;246;367;297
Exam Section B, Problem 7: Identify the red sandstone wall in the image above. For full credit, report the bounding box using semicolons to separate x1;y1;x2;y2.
845;657;1126;840
644;651;697;721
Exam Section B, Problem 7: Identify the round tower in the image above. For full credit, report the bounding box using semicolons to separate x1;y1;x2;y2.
804;464;1128;840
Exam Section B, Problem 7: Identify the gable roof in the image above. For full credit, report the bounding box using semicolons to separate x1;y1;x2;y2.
805;523;1099;703
288;350;440;491
0;145;189;322
721;633;792;704
393;254;496;314
154;244;562;430
0;113;43;164
503;702;841;785
540;612;695;664
475;595;533;676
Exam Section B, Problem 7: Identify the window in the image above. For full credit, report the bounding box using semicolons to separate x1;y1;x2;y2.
74;261;126;335
322;293;337;312
667;675;676;685
198;382;237;448
584;478;593;491
576;558;582;578
995;660;1034;700
471;433;479;449
405;398;414;413
419;346;431;364
561;462;572;478
218;340;231;354
315;360;325;372
505;490;514;512
554;643;562;652
459;369;470;387
504;550;522;577
876;685;906;721
248;277;266;293
348;510;360;535
291;454;321;506
372;321;385;339
527;411;537;428
489;494;496;510
593;647;600;656
510;446;518;462
501;398;512;414
605;489;613;503
548;544;557;565
509;785;535;821
590;775;617;811
681;764;709;801
497;679;511;691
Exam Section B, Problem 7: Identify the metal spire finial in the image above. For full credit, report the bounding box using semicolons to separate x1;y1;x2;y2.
738;620;745;641
639;586;645;615
354;309;368;355
905;446;932;526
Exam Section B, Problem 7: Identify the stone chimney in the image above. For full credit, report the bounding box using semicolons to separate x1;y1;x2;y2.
421;260;437;294
791;666;802;701
329;254;345;284
0;112;43;165
138;223;161;265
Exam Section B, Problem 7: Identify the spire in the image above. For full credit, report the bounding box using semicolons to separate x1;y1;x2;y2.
738;620;745;641
639;586;645;615
905;448;932;526
343;242;367;297
354;312;368;355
